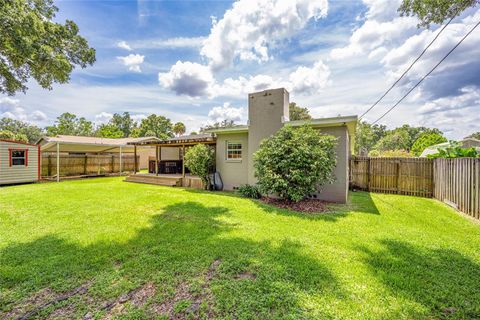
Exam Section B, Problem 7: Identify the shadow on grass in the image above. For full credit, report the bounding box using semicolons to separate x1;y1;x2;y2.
358;239;480;318
0;201;344;319
183;188;380;222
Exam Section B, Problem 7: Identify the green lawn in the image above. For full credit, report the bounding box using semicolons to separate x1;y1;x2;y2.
1;178;479;319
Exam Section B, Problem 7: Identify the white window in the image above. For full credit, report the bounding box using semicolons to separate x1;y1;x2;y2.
226;142;242;160
10;149;27;166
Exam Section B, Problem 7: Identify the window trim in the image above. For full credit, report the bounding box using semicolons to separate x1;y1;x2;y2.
9;148;28;167
226;141;243;161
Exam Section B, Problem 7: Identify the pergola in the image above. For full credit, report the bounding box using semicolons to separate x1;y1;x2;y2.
128;133;216;178
38;135;160;181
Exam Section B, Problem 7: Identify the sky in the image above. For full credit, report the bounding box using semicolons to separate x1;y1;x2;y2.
1;0;479;139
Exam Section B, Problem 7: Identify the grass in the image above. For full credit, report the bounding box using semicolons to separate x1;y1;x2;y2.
0;177;479;319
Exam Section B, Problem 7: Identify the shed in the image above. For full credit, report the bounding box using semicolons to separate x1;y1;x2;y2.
0;139;40;185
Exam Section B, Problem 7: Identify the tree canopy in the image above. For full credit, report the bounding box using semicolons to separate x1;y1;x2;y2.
0;0;96;95
173;122;186;136
137;114;173;139
0;117;43;143
200;120;237;132
46;113;94;137
466;132;480;140
398;0;479;27
289;102;312;121
411;132;447;156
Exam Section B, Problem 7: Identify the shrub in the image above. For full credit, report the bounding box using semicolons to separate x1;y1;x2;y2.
237;184;262;199
427;141;479;159
184;144;215;187
411;132;447;156
368;149;413;157
253;124;337;202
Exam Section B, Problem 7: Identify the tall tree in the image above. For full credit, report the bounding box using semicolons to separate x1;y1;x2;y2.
0;0;96;95
96;124;124;138
173;122;186;136
200;120;236;132
411;132;448;156
399;0;479;27
466;132;480;140
289;102;312;121
110;112;136;137
355;121;387;155
0;117;43;143
46;113;94;136
138;114;173;139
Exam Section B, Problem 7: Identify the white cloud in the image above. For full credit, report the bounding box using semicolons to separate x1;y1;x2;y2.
208;102;246;123
158;61;215;97
117;54;145;72
200;0;328;71
94;112;113;124
288;61;330;94
132;37;206;49
0;97;48;124
117;40;132;51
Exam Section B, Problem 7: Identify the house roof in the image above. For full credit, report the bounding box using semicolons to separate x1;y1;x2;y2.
128;133;216;146
205;115;358;136
38;135;160;153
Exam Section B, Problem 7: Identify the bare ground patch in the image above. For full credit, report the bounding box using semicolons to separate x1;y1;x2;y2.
261;197;332;213
151;259;221;319
100;282;156;319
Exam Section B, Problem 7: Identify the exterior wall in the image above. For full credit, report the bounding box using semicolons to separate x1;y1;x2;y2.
247;88;289;184
137;147;156;169
313;126;349;203
0;141;39;185
215;132;249;190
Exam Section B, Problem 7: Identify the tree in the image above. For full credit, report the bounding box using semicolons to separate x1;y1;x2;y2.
427;141;479;158
110;112;136;137
374;130;411;152
137;115;173;139
184;144;215;187
253;125;337;202
46;113;94;136
0;0;96;95
96;124;124;138
0;129;28;142
200;120;237;132
355;121;387;155
411;132;447;156
289;102;312;121
190;131;198;135
368;149;414;158
466;132;480;140
173;122;186;136
398;0;479;27
0;118;43;143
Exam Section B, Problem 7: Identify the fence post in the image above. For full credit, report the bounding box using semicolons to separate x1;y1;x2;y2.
367;157;371;191
47;155;51;177
84;155;88;175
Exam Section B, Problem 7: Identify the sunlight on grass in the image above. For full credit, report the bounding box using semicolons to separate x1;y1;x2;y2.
1;177;479;319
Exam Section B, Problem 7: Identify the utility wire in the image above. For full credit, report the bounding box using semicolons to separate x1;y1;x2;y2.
359;15;456;120
371;19;480;125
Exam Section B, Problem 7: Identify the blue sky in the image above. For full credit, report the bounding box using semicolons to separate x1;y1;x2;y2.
1;0;479;139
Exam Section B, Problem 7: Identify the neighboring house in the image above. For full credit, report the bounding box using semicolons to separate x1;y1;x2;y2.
420;138;480;157
38;135;159;169
207;88;357;203
0;139;40;185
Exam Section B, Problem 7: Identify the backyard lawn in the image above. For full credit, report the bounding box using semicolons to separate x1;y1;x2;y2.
1;177;479;319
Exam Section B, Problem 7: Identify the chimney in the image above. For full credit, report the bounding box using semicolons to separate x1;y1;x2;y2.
247;88;289;184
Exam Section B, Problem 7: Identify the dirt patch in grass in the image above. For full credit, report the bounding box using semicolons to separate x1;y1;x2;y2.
101;282;156;319
261;197;331;213
235;271;256;280
151;259;221;319
4;281;92;320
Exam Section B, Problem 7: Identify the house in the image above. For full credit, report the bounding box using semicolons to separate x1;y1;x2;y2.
207;88;357;203
0;139;40;185
420;138;480;157
127;88;357;203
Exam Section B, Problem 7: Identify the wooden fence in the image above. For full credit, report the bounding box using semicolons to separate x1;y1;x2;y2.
350;156;480;219
350;157;434;197
41;154;138;178
434;158;480;219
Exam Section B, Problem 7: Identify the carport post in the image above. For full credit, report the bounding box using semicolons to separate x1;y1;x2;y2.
182;144;185;178
56;142;60;182
133;145;137;174
155;145;158;175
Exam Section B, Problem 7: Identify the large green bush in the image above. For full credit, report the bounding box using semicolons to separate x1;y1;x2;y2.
411;132;447;156
184;144;215;186
253;125;337;202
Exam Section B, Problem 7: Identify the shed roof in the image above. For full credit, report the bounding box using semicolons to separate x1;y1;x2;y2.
38;135;159;153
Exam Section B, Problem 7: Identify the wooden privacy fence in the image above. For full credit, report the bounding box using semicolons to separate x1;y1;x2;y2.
434;158;480;219
41;154;139;178
350;156;480;219
350;157;434;197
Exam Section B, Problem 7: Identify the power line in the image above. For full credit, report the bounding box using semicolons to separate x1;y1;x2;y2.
359;15;456;120
371;19;480;125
